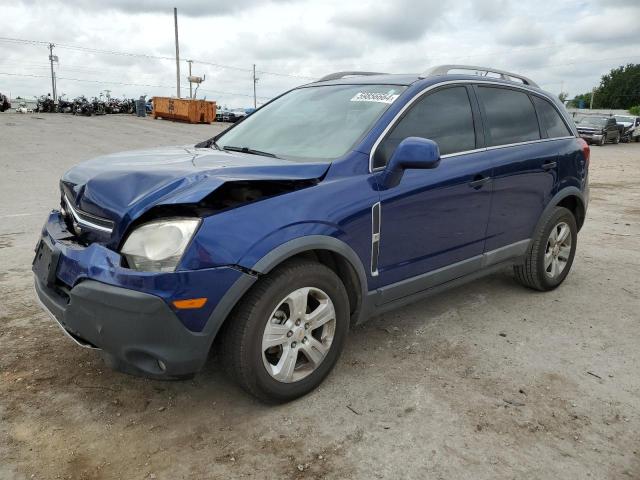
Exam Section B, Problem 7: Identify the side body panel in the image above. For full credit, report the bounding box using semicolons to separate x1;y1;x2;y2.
374;153;493;287
482;141;559;251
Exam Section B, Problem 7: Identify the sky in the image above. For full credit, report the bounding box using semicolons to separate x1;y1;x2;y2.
1;0;639;108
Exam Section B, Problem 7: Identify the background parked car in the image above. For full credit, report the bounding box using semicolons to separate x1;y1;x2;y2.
575;115;620;145
222;108;248;123
614;114;639;142
215;105;227;122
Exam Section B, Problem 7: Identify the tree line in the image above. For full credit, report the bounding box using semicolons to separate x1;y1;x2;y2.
566;64;640;112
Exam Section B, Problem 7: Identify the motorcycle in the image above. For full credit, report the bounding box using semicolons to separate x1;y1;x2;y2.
0;93;10;112
72;96;93;116
91;97;106;115
56;95;74;113
122;98;136;114
105;98;121;114
35;94;55;113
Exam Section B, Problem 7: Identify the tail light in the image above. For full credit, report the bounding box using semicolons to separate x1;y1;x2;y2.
577;138;590;168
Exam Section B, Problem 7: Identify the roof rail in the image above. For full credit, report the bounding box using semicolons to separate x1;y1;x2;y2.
316;71;387;82
420;64;538;88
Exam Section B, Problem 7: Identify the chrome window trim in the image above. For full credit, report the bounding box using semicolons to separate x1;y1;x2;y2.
440;136;576;160
368;79;577;172
63;195;114;233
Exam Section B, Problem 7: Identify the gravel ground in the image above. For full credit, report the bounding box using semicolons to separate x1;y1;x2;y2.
0;113;639;480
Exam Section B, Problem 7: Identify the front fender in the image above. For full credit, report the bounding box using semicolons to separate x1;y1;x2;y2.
244;232;371;325
248;233;368;283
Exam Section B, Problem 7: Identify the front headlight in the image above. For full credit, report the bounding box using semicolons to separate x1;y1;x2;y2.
121;218;200;272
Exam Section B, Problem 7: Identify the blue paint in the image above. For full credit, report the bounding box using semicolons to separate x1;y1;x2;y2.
38;73;589;334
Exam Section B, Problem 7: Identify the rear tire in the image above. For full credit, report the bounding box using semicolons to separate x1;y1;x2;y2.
221;259;350;403
514;207;577;291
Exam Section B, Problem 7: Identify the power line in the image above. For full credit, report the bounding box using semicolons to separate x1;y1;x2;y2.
0;72;272;99
0;36;313;80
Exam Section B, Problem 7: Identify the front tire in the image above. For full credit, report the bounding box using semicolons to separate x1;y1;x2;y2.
221;259;350;403
514;207;577;291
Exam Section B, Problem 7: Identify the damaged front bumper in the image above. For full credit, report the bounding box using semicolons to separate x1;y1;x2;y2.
32;211;256;378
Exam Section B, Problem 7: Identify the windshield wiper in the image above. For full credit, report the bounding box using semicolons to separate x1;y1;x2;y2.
222;146;279;158
194;137;221;149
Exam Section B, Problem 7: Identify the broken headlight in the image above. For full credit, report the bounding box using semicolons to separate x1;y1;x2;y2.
121;218;200;272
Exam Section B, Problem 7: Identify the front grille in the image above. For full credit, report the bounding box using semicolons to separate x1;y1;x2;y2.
61;195;114;234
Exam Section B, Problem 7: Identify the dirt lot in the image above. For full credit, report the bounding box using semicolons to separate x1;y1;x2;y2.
1;113;639;480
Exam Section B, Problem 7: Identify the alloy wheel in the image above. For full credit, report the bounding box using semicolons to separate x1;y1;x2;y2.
261;287;336;383
544;222;572;279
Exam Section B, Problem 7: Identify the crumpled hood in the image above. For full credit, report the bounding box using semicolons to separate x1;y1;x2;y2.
61;145;329;232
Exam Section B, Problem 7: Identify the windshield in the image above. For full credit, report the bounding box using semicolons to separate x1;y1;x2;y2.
614;115;634;123
216;84;406;162
576;116;607;126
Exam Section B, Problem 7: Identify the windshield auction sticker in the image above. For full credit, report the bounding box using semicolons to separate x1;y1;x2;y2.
350;92;400;104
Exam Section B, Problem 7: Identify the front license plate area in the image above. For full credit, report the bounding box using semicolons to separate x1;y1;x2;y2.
32;238;60;287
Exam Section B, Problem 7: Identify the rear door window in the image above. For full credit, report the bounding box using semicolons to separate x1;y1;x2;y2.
374;86;476;168
477;87;540;146
532;96;572;138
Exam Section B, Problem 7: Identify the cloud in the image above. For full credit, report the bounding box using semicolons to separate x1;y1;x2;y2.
497;17;545;46
17;0;294;17
1;0;639;107
471;0;511;21
566;9;640;44
334;0;445;42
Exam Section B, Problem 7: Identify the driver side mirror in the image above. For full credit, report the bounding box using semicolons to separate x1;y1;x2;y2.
379;137;440;189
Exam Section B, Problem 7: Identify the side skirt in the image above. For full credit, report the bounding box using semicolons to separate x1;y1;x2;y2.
361;239;530;320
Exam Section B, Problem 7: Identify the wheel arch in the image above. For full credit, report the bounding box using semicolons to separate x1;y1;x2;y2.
535;187;587;238
556;194;586;231
251;236;369;326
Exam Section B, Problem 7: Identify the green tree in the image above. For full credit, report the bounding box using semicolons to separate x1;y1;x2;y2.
630;105;640;116
593;64;640;109
568;92;592;109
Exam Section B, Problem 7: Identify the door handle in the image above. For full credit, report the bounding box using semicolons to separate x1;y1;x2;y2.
468;175;491;189
542;161;557;170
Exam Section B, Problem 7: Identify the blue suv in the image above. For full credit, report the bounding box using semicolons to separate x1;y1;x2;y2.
33;65;589;402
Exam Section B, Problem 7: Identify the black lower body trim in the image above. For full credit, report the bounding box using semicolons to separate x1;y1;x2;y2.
376;239;530;306
35;278;212;378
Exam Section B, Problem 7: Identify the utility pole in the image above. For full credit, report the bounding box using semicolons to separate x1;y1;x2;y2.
48;43;57;102
187;60;193;99
174;7;181;98
590;87;595;110
252;64;258;109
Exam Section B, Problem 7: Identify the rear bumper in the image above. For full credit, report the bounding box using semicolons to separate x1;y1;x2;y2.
35;278;212;377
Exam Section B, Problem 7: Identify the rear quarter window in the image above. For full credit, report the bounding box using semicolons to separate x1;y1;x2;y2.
532;96;572;138
477;87;540;146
